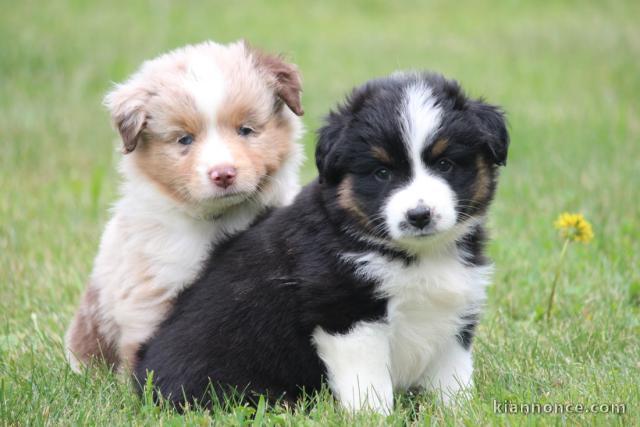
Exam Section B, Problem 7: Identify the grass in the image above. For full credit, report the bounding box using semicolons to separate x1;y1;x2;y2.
1;0;639;425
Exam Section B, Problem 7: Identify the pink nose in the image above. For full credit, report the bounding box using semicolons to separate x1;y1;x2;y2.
209;165;237;189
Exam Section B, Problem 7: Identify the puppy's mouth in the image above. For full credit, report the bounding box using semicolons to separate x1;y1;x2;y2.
206;190;257;208
214;191;251;201
393;218;482;251
398;221;440;238
192;189;256;217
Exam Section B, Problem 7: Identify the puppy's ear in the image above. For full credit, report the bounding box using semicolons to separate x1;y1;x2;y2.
315;85;373;184
469;100;509;166
103;83;149;153
250;47;304;116
315;112;345;184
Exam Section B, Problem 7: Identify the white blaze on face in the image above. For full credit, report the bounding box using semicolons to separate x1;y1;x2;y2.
185;51;225;119
183;51;236;196
384;84;457;240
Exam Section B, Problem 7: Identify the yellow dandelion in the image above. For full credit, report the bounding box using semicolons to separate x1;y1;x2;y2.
547;212;594;321
554;212;594;243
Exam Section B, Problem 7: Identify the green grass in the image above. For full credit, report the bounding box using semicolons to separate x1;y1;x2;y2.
1;0;639;425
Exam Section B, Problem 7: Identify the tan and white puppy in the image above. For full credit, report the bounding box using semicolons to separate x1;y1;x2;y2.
65;40;304;372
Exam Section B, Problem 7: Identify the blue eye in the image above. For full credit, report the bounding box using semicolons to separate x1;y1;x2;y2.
178;134;194;145
374;167;392;181
238;126;255;137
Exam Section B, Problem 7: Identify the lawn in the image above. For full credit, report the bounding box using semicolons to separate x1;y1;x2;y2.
1;0;639;425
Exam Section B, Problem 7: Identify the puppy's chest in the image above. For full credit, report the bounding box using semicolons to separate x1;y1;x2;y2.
346;251;490;387
98;215;225;302
131;222;220;291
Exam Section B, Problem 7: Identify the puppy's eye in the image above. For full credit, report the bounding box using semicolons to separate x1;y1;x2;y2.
238;126;255;137
436;158;454;173
177;134;194;145
374;167;392;181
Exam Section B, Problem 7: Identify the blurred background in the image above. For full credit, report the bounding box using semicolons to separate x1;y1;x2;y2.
1;0;638;424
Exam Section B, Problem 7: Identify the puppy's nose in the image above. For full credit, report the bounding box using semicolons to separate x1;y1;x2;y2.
406;205;432;229
209;165;237;189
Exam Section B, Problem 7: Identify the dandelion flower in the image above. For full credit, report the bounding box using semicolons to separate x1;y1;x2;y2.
546;212;594;321
554;213;594;243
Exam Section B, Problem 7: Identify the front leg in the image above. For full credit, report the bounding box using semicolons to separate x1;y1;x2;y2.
422;338;474;405
113;287;174;373
313;322;393;415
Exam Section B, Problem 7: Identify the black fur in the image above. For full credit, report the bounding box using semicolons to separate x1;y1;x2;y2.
456;315;478;350
134;72;508;409
136;183;388;406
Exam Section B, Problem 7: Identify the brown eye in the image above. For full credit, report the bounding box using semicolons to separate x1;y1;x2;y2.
436;158;454;173
238;126;255;137
178;134;194;145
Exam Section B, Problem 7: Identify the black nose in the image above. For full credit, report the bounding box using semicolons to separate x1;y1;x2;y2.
406;205;432;229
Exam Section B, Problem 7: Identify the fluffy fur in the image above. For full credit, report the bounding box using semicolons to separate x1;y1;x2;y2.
135;72;509;413
64;40;304;372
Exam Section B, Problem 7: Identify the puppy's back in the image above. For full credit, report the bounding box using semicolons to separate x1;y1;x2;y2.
134;185;332;406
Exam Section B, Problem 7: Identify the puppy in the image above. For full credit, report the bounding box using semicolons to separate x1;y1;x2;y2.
64;40;304;372
135;72;509;413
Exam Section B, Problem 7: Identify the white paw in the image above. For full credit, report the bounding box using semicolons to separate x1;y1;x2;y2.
423;341;474;405
313;322;394;415
339;383;393;415
65;347;84;374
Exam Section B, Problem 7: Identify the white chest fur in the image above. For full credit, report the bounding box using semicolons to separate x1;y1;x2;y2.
313;248;491;413
345;250;490;388
91;181;264;352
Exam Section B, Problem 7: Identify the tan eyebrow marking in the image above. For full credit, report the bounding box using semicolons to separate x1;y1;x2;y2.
430;138;449;157
371;146;392;164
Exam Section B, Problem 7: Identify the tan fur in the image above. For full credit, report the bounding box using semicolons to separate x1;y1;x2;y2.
65;285;118;368
214;60;296;192
126;43;301;210
249;45;304;116
472;156;491;203
338;176;370;227
430;138;449;158
65;41;304;373
371;146;391;164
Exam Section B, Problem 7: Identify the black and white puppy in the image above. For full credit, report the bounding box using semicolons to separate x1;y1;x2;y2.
135;72;509;414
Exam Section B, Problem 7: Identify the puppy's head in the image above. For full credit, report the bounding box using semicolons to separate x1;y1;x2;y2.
104;40;303;216
317;72;508;252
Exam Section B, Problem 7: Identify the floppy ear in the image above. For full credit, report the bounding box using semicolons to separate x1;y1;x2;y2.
103;83;149;153
316;83;377;183
469;100;509;166
250;47;304;116
315;112;346;184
